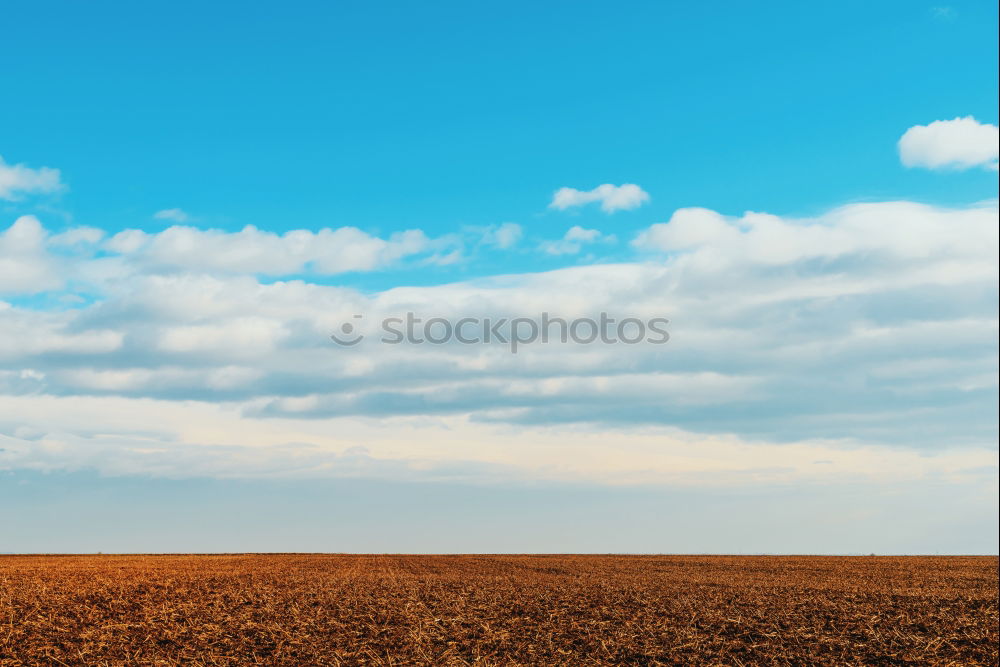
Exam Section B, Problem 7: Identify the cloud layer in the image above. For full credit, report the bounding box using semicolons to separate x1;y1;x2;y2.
2;200;996;487
0;219;470;295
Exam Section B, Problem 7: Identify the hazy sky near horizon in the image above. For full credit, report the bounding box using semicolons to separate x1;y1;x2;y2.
2;0;998;553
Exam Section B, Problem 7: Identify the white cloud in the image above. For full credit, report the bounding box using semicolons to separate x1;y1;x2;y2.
0;216;474;295
0;155;64;200
632;201;997;266
49;226;105;246
539;225;615;255
0;393;994;487
0;216;63;294
565;226;601;242
898;116;999;170
103;224;449;275
549;183;650;213
157;317;288;356
482;222;522;249
153;208;191;222
0;200;996;485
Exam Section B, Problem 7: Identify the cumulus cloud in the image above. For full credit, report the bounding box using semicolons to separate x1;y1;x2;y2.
0;155;64;200
0;216;63;294
480;222;523;249
105;224;441;275
632;202;997;266
549;183;650;213
539;225;615;255
153;208;191;222
898;116;999;170
0;220;462;284
49;226;105;247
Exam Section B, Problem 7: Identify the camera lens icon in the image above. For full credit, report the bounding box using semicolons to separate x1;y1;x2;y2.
330;315;364;346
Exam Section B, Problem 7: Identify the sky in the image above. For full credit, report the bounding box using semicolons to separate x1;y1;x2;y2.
1;0;998;553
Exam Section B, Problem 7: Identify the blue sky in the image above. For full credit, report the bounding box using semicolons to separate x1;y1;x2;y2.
5;2;997;238
1;1;998;553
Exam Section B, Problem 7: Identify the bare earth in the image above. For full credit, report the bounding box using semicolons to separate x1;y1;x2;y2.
1;554;996;665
